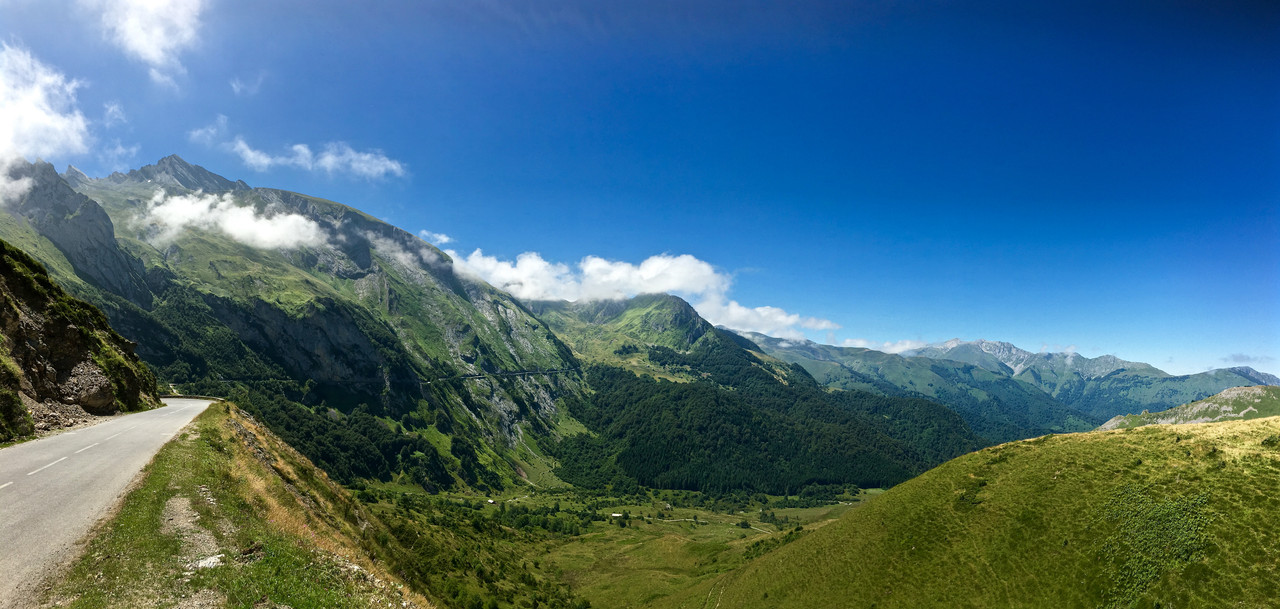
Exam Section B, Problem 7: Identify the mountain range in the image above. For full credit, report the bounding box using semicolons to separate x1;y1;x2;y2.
0;155;982;495
745;333;1277;443
5;154;1280;609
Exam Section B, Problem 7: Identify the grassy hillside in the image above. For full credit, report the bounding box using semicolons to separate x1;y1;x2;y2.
654;416;1280;608
525;294;715;381
1100;385;1280;430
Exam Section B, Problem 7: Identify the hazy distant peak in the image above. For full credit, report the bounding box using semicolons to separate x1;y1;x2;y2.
1226;367;1280;386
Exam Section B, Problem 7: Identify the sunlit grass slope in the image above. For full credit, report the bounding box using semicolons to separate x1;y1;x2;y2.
654;417;1280;609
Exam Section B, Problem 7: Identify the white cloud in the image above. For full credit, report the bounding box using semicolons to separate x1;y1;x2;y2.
0;44;91;203
81;0;205;86
418;229;453;244
840;338;927;354
102;101;127;127
315;143;406;179
696;294;838;340
138;189;328;249
187;114;227;145
450;249;579;301
447;249;839;339
230;71;265;96
229;137;405;179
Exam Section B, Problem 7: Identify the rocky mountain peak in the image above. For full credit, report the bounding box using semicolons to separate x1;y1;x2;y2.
124;155;250;193
61;165;91;188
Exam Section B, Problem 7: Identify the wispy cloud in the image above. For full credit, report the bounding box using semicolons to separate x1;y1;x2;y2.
80;0;205;87
102;101;127;127
418;229;453;244
230;71;265;96
368;232;446;273
187;114;227;145
447;249;838;339
0;44;90;202
230;137;406;179
1222;353;1276;365
137;189;328;249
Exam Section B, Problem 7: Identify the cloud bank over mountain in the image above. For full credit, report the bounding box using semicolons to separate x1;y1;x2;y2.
138;189;328;249
447;248;837;339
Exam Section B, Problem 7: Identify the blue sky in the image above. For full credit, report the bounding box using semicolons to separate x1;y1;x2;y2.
1;0;1276;375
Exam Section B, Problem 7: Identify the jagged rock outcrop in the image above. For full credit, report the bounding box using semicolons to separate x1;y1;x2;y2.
0;239;159;440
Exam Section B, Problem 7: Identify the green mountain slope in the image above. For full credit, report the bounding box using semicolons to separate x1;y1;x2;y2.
0;238;159;440
1100;385;1280;430
529;295;985;493
745;333;1097;444
655;416;1280;609
1;156;583;490
909;339;1278;420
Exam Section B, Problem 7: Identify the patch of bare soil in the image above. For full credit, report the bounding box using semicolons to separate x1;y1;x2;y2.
160;496;222;566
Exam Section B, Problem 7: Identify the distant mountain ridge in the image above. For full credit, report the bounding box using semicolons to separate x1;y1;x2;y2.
906;338;1277;420
741;332;1096;444
904;338;1161;379
746;333;1278;433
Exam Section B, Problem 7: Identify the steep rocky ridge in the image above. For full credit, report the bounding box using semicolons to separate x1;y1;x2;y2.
3;161;152;306
0;238;159;440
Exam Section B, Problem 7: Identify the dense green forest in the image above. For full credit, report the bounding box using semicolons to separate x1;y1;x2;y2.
552;330;982;494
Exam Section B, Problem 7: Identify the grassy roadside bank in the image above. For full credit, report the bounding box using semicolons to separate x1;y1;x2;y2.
36;402;429;608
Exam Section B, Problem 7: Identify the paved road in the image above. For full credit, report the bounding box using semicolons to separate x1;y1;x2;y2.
0;398;214;608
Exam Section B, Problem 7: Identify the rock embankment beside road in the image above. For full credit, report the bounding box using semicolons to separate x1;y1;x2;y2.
0;238;160;442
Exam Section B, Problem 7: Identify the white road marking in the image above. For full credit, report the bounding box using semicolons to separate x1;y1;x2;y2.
74;443;100;454
104;433;122;441
26;457;67;476
0;482;12;490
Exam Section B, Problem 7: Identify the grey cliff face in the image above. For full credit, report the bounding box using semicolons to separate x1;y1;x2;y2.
4;161;153;307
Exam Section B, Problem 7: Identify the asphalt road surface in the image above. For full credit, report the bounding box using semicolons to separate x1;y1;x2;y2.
0;398;214;608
